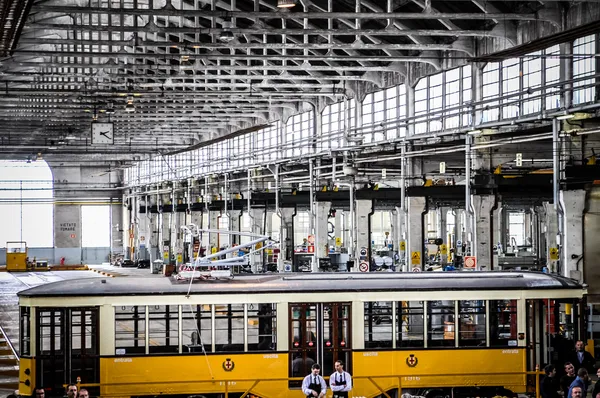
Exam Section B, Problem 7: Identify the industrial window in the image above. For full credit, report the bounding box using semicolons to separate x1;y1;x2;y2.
384;86;398;140
573;34;596;105
148;305;179;354
115;306;146;354
371;211;392;248
429;73;443;132
502;58;520;119
255;122;280;162
482;63;500;122
522;53;542;115
214;304;244;352
294;212;311;248
285;111;314;157
182;304;213;353
397;85;407;137
445;67;462;129
428;301;455;347
247;303;277;351
489;300;518;346
321;99;355;150
545;45;561;110
458;301;486;347
398;301;424;348
364;302;393;348
462;66;473;126
0;160;54;248
81;205;111;247
414;78;428;134
20;307;31;356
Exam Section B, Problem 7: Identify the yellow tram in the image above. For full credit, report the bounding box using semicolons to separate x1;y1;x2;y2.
17;272;587;398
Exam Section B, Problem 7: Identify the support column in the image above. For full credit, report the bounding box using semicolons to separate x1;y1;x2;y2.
535;206;547;261
560;190;586;280
438;207;448;265
407;196;426;271
208;210;219;253
315;201;332;271
493;201;503;259
543;201;559;273
354;200;373;272
472;194;495;271
228;210;242;246
250;207;265;273
393;206;406;271
138;214;151;261
279;208;295;271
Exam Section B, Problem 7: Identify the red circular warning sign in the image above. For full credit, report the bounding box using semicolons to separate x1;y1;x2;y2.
464;256;477;269
359;261;369;272
70;234;76;238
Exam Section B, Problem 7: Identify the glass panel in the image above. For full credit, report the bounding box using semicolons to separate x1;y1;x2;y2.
490;300;518;347
428;301;455;347
148;305;179;354
248;303;277;351
20;307;30;356
214;304;244;352
398;301;425;347
115;306;146;354
364;302;393;348
458;301;486;347
573;35;596;105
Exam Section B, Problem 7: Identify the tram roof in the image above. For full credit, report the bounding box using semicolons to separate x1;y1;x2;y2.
18;271;585;298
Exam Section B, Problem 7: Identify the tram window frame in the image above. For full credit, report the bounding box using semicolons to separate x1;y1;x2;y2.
114;306;146;355
247;303;277;352
182;304;213;353
20;307;31;356
214;304;245;352
397;301;425;348
38;309;63;355
364;301;393;349
458;301;486;347
427;301;456;347
489;300;518;347
148;305;179;354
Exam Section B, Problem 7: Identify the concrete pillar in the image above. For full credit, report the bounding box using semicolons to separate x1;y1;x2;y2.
315;201;332;271
208;210;219;252
560;190;586;280
138;215;151;261
354;200;373;271
393;206;406;270
407;196;426;271
473;63;483;125
543;201;559;273
250;207;265;273
493;201;503;259
472;194;495;271
536;206;547;260
334;210;344;248
438;207;448;265
228;210;242;246
406;84;415;136
279;208;295;270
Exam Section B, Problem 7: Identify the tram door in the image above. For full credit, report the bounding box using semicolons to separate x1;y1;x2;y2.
289;303;352;387
37;307;100;394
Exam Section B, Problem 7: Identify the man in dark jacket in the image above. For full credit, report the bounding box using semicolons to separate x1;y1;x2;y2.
569;340;596;374
542;364;561;398
562;363;578;395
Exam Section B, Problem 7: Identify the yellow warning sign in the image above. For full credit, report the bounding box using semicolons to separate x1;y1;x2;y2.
266;249;273;255
549;247;559;261
335;237;342;247
176;254;183;263
440;244;447;255
411;251;421;265
400;241;406;251
211;247;217;254
255;242;263;250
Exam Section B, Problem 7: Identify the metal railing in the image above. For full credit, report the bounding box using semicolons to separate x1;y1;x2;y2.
0;323;20;362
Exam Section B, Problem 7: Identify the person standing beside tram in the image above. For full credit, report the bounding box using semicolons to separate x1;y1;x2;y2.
330;360;352;398
302;363;327;398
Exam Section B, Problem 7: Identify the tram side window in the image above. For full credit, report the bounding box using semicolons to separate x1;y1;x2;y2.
490;300;518;347
182;305;213;353
115;306;146;354
458;301;486;347
20;307;31;356
248;303;277;351
364;302;393;348
428;301;455;347
215;304;244;352
39;309;63;355
148;305;179;354
397;301;424;348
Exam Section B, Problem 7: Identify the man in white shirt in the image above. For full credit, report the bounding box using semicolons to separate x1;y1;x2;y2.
302;363;327;398
330;360;352;398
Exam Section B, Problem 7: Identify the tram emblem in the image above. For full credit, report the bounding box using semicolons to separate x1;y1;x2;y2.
223;358;235;371
406;354;418;367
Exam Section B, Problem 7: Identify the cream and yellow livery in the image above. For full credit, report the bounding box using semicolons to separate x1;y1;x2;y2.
17;272;587;398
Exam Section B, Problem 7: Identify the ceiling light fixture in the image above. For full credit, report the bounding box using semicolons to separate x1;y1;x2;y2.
467;129;482;136
125;96;136;113
219;21;235;43
277;0;296;8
